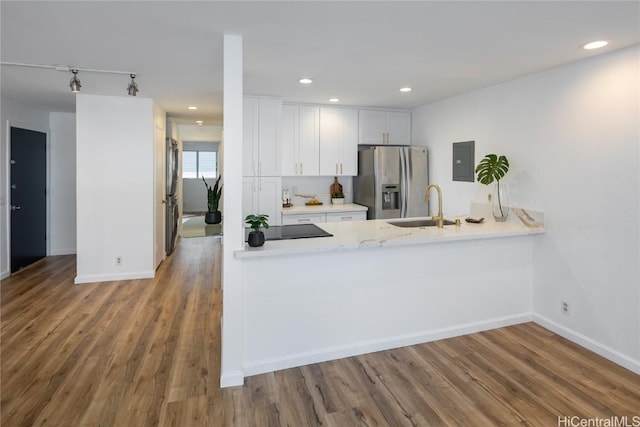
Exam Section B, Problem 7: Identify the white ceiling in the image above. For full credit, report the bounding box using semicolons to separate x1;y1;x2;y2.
1;1;638;126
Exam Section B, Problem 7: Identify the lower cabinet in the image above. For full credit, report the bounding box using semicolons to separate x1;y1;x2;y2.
282;211;366;225
243;177;282;226
325;212;366;222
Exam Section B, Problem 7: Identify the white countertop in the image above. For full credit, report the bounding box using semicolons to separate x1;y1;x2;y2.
282;203;368;215
237;209;544;259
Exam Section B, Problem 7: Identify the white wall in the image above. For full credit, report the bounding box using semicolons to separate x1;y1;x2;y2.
49;113;76;255
0;97;50;278
75;94;156;284
178;124;222;142
412;45;640;373
281;176;353;205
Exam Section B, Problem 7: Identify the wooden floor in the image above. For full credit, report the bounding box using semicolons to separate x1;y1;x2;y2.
2;238;638;426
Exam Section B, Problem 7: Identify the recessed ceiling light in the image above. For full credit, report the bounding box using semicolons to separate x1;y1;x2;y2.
400;87;412;92
196;120;204;125
188;106;198;110
583;40;608;50
299;78;313;84
329;98;340;103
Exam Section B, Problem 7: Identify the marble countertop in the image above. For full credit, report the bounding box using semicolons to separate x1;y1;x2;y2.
237;206;545;259
282;203;368;215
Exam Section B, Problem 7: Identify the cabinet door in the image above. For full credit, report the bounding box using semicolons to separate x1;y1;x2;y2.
358;110;386;145
257;98;281;176
319;107;342;175
281;105;298;176
243;98;258;176
325;211;367;222
282;214;325;225
386;111;411;145
257;177;282;225
340;109;358;175
242;177;257;222
319;107;358;176
298;106;319;176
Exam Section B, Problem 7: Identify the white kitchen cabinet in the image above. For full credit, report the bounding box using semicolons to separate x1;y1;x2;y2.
282;213;325;225
358;109;411;145
325;211;367;222
319;107;358;176
243;177;282;226
243;96;281;177
281;104;319;176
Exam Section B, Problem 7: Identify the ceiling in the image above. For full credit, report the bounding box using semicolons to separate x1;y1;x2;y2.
1;1;638;126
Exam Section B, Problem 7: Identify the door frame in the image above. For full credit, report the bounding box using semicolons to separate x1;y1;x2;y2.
5;120;51;277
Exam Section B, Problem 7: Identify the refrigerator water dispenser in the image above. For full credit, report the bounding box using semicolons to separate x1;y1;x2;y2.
381;185;400;210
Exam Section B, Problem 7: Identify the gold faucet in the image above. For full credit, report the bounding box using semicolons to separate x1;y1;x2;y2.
425;184;444;228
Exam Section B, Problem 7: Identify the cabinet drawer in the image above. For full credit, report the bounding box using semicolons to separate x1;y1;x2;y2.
325;212;366;222
282;214;325;225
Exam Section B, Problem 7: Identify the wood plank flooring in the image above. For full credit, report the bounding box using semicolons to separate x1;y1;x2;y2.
2;237;638;426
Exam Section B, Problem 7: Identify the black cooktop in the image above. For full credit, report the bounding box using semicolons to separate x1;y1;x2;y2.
244;224;333;241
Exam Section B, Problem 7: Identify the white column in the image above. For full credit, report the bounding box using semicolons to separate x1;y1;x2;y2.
220;34;245;387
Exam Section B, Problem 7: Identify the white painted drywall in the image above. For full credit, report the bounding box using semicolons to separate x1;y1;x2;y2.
0;97;51;278
75;94;156;284
220;34;245;387
412;45;640;372
49;112;76;255
178;124;222;142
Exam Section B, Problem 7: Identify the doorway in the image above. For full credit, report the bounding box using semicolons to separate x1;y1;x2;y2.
10;126;47;273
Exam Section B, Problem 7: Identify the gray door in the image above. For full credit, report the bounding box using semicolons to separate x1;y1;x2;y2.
10;127;47;272
375;146;402;219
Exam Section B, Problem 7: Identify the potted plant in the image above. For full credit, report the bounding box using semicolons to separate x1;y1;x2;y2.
202;175;223;224
245;214;269;247
475;154;510;222
331;192;345;205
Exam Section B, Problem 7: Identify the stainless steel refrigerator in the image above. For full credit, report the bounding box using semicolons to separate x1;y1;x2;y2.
354;146;429;219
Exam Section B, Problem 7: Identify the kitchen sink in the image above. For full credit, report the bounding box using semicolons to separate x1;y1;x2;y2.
387;219;456;228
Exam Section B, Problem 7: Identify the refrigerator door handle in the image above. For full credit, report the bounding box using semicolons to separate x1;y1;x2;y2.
399;148;407;217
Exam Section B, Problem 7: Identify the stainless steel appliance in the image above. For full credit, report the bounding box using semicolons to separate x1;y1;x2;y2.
354;146;429;219
166;138;179;254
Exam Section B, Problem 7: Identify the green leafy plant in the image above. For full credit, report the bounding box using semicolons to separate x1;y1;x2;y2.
245;214;269;233
475;154;510;217
202;175;223;213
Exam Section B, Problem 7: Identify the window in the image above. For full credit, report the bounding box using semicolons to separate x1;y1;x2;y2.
183;150;217;179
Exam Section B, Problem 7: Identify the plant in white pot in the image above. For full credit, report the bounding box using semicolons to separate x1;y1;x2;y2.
475;154;510;222
245;214;269;247
331;192;345;205
202;175;223;224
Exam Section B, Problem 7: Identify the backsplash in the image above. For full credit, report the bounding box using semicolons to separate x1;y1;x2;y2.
282;176;353;205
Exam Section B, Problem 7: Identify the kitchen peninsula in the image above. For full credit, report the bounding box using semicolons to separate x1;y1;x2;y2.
235;204;544;378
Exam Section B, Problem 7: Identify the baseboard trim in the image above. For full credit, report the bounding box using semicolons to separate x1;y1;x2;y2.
220;371;245;388
533;314;640;375
0;269;9;280
74;270;155;285
50;248;76;256
243;313;533;377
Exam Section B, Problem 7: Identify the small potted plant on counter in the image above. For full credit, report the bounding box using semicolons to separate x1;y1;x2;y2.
331;192;345;205
203;175;223;224
245;214;269;247
475;154;510;222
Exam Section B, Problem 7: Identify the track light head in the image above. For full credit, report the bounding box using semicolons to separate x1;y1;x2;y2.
69;69;81;93
127;74;139;96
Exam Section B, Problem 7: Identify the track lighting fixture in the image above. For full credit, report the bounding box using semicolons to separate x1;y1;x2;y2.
0;62;139;95
127;74;139;96
69;69;81;93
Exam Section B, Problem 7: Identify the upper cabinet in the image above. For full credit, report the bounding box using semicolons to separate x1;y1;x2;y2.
358;110;411;146
281;104;320;176
243;96;281;177
319;107;358;176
